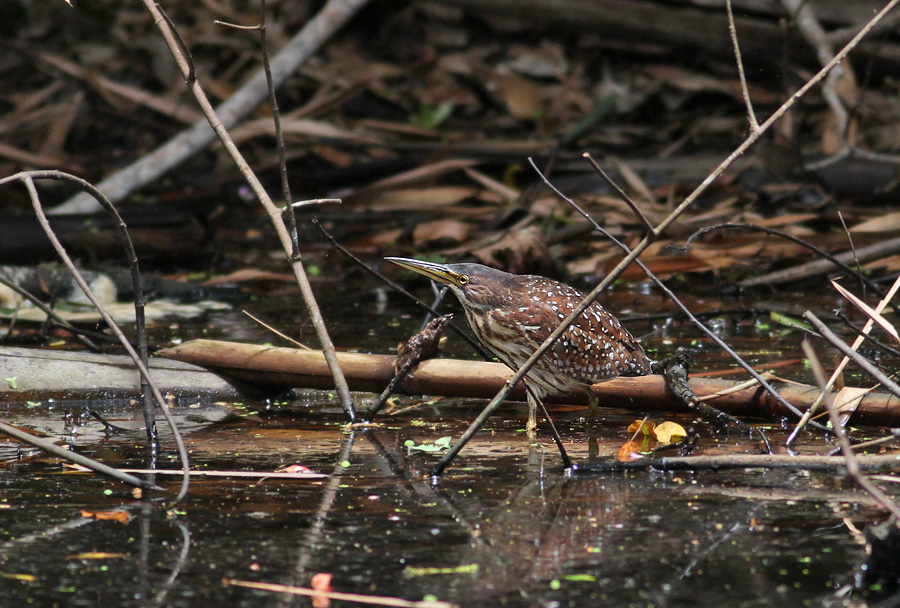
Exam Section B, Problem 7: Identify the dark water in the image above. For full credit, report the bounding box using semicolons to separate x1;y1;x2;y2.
0;283;894;607
0;397;885;608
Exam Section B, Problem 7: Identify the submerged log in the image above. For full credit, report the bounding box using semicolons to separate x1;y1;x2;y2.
159;339;900;426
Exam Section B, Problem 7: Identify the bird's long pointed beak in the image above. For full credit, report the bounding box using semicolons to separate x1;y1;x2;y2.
386;257;460;286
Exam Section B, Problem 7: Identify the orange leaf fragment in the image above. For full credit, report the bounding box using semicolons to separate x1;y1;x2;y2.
311;572;333;608
616;440;645;462
81;510;130;524
275;464;316;474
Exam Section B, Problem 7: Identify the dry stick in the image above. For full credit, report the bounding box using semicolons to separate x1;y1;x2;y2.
836;210;865;297
682;222;898;316
0;275;101;351
252;0;301;262
740;233;900;288
534;157;803;439
789;274;900;444
726;0;759;131
53;0;370;215
430;0;900;479
838;312;900;360
141;0;356;422
781;0;850;145
784;0;900;171
224;577;455;608
9;173;191;502
578;452;900;474
802;339;900;520
803;312;900;402
581;154;653;233
9;171;157;449
0;421;164;492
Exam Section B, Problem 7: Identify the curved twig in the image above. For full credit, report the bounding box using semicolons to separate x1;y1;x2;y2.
0;171;191;503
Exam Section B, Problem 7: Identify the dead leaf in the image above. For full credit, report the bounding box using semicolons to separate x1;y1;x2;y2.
492;72;544;120
81;510;130;524
0;573;35;582
850;211;900;233
502;41;568;79
67;552;130;560
653;421;687;446
627;419;655;436
616;440;645;462
469;228;555;275
413;219;471;246
831;280;899;343
365;187;475;212
275;464;316;474
202;269;295;286
311;572;333;608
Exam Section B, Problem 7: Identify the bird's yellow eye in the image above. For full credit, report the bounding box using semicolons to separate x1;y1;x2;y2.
458;275;469;285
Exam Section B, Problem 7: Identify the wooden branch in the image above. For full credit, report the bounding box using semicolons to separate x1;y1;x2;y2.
158;339;900;426
740;234;900;287
52;0;369;215
0;345;248;400
439;0;900;71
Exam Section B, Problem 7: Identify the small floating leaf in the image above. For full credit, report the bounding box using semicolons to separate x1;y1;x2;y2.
770;310;812;332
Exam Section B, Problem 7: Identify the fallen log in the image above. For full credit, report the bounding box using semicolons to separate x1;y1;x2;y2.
158;339;900;426
0;345;251;401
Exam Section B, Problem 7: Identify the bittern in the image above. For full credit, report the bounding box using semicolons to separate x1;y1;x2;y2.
387;257;653;432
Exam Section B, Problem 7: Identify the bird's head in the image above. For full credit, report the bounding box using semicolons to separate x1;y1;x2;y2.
386;257;513;310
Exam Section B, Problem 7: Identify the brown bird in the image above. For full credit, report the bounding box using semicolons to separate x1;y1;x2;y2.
387;257;652;432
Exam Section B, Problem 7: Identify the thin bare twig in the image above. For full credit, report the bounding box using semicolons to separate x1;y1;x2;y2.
140;0;357;421
803;312;900;402
582;153;654;233
789;275;900;443
0;421;164;492
726;0;758;131
224;576;455;608
0;275;101;351
802;339;900;520
255;0;300;261
9;172;192;503
575;452;900;475
681;222;898;316
311;219;489;358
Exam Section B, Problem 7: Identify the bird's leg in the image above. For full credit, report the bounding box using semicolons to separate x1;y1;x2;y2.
525;390;538;438
585;389;600;423
525;385;572;469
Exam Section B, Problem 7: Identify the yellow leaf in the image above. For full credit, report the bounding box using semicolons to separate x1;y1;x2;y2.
67;552;129;560
0;572;36;582
653;421;687;446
